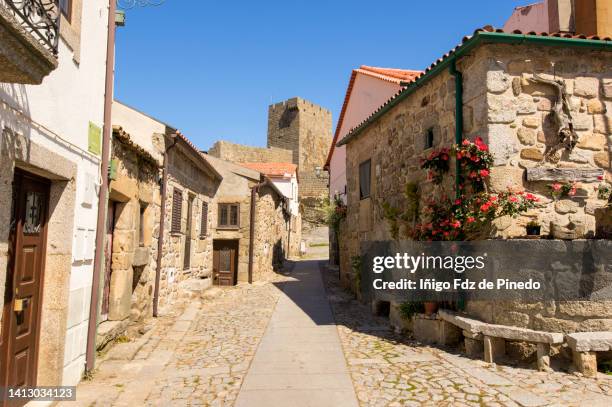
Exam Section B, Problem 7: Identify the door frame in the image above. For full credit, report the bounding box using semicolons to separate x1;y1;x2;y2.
212;239;239;286
0;168;50;397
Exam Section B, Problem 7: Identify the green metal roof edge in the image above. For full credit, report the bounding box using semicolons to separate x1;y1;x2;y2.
336;31;612;147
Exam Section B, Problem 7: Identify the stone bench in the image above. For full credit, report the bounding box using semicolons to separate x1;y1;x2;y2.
438;310;564;371
566;332;612;377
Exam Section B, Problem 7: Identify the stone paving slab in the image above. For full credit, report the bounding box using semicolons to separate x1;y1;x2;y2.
235;260;359;407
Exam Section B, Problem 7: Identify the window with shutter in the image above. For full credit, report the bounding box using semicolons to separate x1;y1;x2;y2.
200;202;208;238
171;188;182;233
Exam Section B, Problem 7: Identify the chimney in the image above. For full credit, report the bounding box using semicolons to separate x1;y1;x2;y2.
575;0;612;37
548;0;575;33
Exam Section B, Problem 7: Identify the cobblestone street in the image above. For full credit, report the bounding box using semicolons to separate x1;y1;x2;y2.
63;260;612;407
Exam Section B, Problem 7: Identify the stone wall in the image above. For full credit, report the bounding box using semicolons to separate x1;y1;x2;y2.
479;44;611;239
252;184;288;280
343;41;612;333
159;144;218;307
107;131;161;328
208;140;293;164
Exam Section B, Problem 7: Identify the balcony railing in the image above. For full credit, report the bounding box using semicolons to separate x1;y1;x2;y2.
2;0;60;56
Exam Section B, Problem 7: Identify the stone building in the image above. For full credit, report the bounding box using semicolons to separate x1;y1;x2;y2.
95;126;162;347
0;0;110;387
337;27;612;332
208;96;332;225
109;102;221;333
203;154;297;284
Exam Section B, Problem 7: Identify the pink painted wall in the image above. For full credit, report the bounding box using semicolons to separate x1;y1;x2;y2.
503;1;550;33
329;73;404;202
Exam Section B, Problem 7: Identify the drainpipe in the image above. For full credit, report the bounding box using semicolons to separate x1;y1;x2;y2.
449;58;464;199
86;0;116;373
153;133;178;317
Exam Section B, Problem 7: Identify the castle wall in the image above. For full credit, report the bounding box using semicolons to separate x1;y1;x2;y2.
208;140;293;164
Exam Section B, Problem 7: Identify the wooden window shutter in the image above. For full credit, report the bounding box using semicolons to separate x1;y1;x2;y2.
200;202;208;237
171;188;182;233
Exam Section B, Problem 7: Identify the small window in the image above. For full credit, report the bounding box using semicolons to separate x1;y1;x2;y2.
218;203;239;228
359;160;371;200
425;128;434;149
200;202;208;238
139;204;146;246
59;0;72;22
171;189;183;234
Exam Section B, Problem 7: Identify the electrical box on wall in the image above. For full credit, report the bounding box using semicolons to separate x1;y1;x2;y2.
82;172;96;207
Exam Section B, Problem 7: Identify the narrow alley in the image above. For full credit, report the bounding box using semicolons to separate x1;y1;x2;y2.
60;259;612;407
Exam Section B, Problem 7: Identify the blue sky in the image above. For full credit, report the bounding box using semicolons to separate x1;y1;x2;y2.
114;0;532;151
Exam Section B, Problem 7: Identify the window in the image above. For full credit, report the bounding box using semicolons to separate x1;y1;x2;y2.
218;203;239;228
200;202;208;238
139;204;146;246
59;0;72;21
425;128;434;149
171;189;183;234
359;160;371;200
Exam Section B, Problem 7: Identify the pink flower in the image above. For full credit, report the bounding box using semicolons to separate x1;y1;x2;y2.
462;139;470;146
467;216;476;223
441;153;449;161
469;171;477;179
509;196;518;203
525;193;537;201
451;220;461;229
455;199;462;205
552;183;562;191
598;175;604;181
480;203;491;212
569;188;576;196
456;152;463;159
479;169;490;177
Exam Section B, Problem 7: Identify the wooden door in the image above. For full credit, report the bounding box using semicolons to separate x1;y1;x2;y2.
0;170;50;405
100;202;116;320
213;240;238;286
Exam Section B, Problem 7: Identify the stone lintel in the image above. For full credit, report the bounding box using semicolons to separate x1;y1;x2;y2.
526;167;604;182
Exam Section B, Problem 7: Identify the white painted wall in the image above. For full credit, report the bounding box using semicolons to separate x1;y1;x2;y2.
269;175;299;215
112;100;166;163
0;0;109;387
329;73;403;203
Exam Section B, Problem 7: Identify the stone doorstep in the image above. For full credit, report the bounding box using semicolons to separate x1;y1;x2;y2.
96;319;130;351
565;331;612;352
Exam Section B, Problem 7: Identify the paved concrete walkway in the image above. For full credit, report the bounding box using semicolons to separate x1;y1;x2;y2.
236;260;359;407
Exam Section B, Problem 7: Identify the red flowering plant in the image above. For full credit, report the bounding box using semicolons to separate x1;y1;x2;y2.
420;148;451;184
455;137;494;192
549;181;579;200
413;190;539;241
384;137;540;241
420;137;494;190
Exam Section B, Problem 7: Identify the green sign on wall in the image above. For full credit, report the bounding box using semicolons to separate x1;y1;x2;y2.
88;122;102;155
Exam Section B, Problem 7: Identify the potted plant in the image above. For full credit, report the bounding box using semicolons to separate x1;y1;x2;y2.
526;220;541;236
423;301;438;315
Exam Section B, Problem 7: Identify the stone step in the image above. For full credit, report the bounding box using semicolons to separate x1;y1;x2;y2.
566;331;612;352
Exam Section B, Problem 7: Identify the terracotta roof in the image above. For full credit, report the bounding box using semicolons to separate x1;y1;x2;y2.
324;66;423;169
337;26;612;147
240;162;297;178
356;66;422;84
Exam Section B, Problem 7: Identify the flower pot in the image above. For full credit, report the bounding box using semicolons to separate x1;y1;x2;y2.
423;301;438;315
526;225;541;236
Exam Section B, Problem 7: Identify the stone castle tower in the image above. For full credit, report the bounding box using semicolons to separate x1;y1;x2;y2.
267;97;332;204
209;96;332;225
